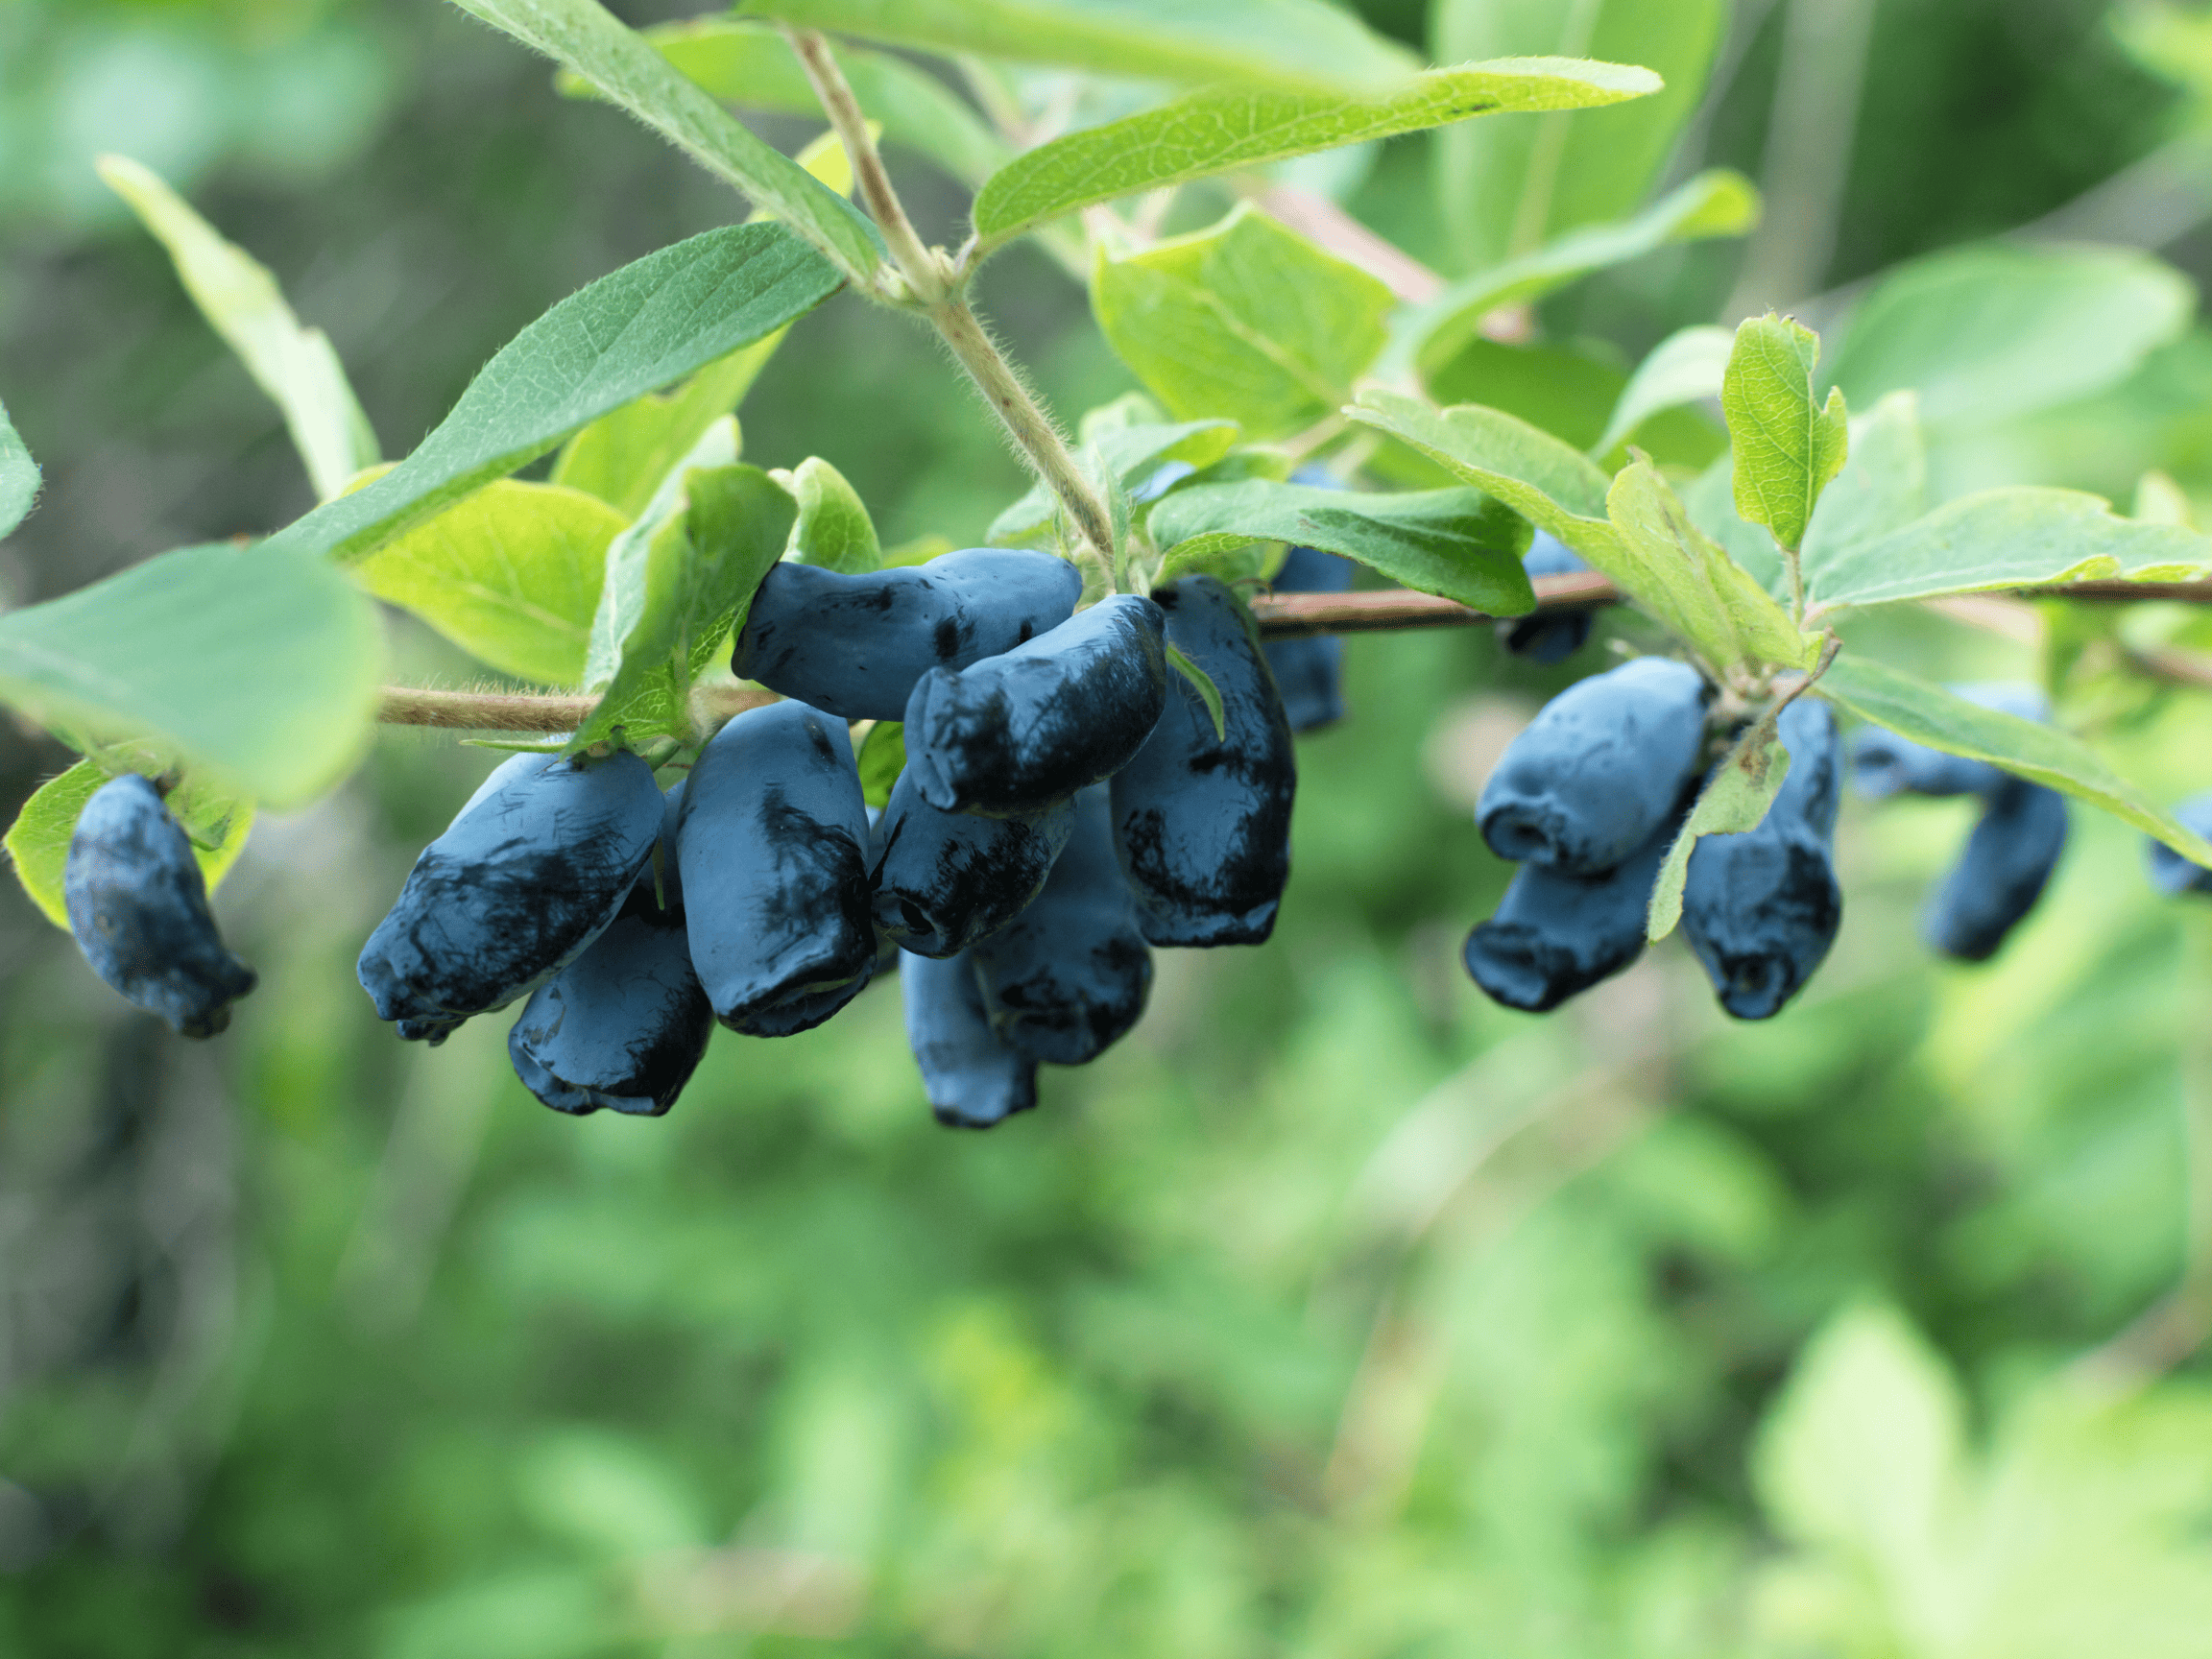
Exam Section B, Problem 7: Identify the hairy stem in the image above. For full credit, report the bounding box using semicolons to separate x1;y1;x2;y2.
782;27;941;302
377;684;774;733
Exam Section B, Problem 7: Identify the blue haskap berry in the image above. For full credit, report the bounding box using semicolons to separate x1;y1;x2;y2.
1478;657;1712;875
970;785;1152;1065
1923;777;2069;961
902;594;1167;818
1503;531;1595;664
1110;576;1296;946
1846;684;2050;800
358;750;661;1032
902;950;1038;1128
2145;790;2212;897
678;699;876;1036
508;783;711;1117
1262;541;1356;734
1680;698;1844;1020
732;548;1082;721
63;773;257;1038
869;768;1073;958
1462;803;1681;1012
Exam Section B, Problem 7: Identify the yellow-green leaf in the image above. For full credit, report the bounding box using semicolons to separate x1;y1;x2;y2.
778;456;880;573
1723;313;1848;556
1647;726;1790;942
6;760;254;932
0;394;38;541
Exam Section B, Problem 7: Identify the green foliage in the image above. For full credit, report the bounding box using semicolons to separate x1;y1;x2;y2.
546;349;772;521
1647;723;1791;943
1148;478;1534;612
265;223;839;565
855;718;905;808
354;482;624;687
1166;643;1227;740
0;394;37;540
973;58;1666;250
1724;314;1850;559
733;0;1421;94
0;541;381;807
5;758;253;930
992;412;1238;546
779;455;882;572
1431;0;1726;270
97;155;380;503
1596;324;1735;457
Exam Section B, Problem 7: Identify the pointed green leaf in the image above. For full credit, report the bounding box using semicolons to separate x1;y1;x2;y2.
587;421;743;694
0;395;39;541
1165;644;1226;742
733;0;1419;94
6;759;254;932
449;0;880;283
97;155;379;502
1724;314;1848;556
1094;205;1393;441
1407;172;1759;385
1801;392;1929;566
855;718;905;809
778;457;880;573
263;223;839;566
1647;725;1789;942
1595;324;1736;457
974;58;1665;250
0;543;383;807
1817;654;2212;865
1433;0;1727;271
1610;459;1821;671
1147;479;1533;613
990;417;1239;546
547;351;768;520
354;482;624;686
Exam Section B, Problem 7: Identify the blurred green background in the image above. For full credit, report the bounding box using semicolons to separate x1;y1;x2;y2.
11;0;2212;1653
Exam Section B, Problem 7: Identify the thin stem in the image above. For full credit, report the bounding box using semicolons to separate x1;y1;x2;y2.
782;27;941;302
1784;543;1808;629
377;684;774;733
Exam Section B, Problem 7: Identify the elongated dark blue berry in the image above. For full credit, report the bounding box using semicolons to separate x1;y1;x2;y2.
732;548;1082;721
902;594;1167;818
970;785;1151;1065
678;699;876;1035
64;773;256;1038
1924;777;2068;961
1680;698;1844;1020
1478;657;1711;875
1462;802;1679;1013
902;950;1038;1128
2145;790;2212;897
509;783;711;1116
1503;531;1594;664
1262;541;1355;734
358;750;661;1030
1110;575;1295;946
869;768;1073;958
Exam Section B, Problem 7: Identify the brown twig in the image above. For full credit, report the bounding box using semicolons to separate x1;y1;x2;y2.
375;684;775;733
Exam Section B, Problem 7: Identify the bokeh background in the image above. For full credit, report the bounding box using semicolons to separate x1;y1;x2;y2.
9;0;2212;1652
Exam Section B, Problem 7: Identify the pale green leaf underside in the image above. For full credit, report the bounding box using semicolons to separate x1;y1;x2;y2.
733;0;1419;95
1609;460;1821;672
1817;655;2212;866
262;223;840;566
0;543;383;808
1724;314;1847;555
1596;324;1736;458
1647;733;1789;942
560;18;1009;186
991;419;1238;546
451;0;881;282
975;57;1662;248
1407;171;1759;384
355;481;624;687
98;155;379;502
6;759;254;932
781;455;881;573
1147;478;1535;613
0;395;39;541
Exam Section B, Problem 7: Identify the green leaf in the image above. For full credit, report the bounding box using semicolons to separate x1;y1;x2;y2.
1723;314;1848;557
0;394;39;541
1405;172;1759;384
97;154;379;503
5;759;254;932
1432;0;1727;271
564;18;1009;186
777;456;880;573
263;223;839;566
449;0;881;283
354;482;624;686
1609;459;1822;672
1166;644;1226;742
974;58;1665;250
1095;205;1396;441
1647;725;1790;942
1824;243;2197;428
0;543;383;807
1802;488;2212;614
855;719;905;810
989;417;1238;546
1146;479;1534;613
1817;654;2212;865
732;0;1419;95
1595;324;1735;458
1800;392;1929;567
